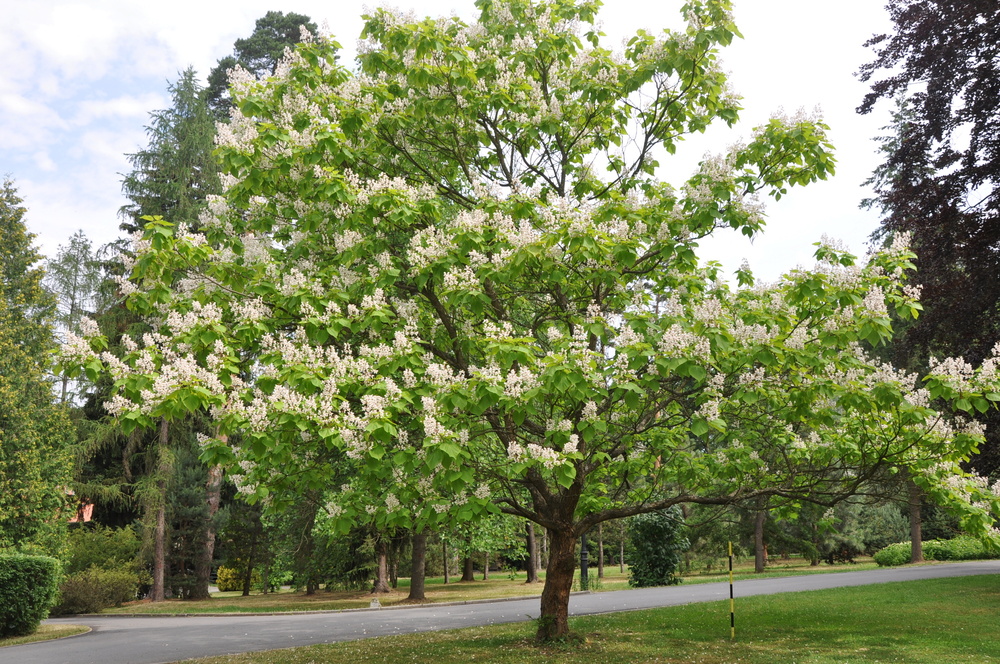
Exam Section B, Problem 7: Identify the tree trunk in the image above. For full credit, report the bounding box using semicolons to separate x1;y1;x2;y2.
242;537;257;597
754;509;767;573
542;528;549;568
909;479;924;563
461;555;475;582
191;462;224;600
597;523;605;579
619;520;626;573
536;528;577;641
408;531;427;601
525;522;540;584
151;418;169;602
373;536;392;593
483;552;489;580
443;540;449;584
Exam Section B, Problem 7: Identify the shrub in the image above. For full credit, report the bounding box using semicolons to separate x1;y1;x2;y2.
0;554;61;637
216;564;260;592
62;525;142;575
873;536;1000;566
52;565;140;615
626;507;689;588
873;542;911;566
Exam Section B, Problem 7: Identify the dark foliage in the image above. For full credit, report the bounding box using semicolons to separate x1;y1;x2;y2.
858;1;1000;474
625;507;688;588
206;11;318;118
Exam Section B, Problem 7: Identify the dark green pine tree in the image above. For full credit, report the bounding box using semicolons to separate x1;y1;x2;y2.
205;11;319;119
0;178;75;553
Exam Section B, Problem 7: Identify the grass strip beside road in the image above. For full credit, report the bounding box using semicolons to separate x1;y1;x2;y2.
189;574;1000;664
102;557;884;615
0;624;89;648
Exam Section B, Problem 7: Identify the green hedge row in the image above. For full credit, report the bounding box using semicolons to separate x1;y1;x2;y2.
0;554;61;637
873;535;1000;566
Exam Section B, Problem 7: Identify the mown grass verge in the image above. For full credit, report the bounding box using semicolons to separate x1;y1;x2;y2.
102;556;884;615
190;574;1000;664
0;624;89;648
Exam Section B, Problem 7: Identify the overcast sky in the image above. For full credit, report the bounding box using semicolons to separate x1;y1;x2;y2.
1;0;895;283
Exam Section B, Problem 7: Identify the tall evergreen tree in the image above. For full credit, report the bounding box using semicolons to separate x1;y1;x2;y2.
0;178;75;552
115;68;221;600
858;0;1000;474
120;67;221;233
44;230;103;403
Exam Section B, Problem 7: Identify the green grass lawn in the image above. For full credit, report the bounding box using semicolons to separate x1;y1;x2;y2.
190;574;1000;664
0;624;89;648
101;556;883;615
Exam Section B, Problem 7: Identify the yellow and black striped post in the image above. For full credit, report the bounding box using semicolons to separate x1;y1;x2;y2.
728;541;735;639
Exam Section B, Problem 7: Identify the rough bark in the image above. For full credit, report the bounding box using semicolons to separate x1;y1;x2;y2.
909;479;924;563
525;521;540;584
373;536;392;593
597;523;605;579
241;538;257;597
461;555;475;582
754;509;767;573
619;521;626;573
536;528;577;640
191;462;224;600
408;531;427;600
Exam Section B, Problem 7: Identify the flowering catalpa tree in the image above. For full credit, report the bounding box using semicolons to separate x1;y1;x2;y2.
61;0;1000;639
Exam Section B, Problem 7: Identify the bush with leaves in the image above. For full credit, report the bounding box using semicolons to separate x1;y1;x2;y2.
52;566;140;615
0;554;61;636
62;524;142;575
215;564;261;592
626;508;689;588
874;535;1000;566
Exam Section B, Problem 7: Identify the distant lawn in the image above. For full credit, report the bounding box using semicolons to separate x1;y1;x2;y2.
102;556;883;615
190;574;1000;664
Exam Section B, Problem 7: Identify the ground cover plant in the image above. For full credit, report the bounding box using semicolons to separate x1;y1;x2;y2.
184;575;1000;663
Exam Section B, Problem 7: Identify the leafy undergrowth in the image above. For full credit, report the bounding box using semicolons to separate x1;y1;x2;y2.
191;575;1000;664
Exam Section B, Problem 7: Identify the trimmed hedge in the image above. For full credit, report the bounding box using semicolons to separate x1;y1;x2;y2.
52;566;141;615
0;554;61;637
873;535;1000;566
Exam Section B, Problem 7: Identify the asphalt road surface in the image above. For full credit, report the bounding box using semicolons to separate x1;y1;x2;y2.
6;560;998;664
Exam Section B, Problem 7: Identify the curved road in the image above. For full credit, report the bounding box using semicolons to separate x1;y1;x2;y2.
5;561;998;664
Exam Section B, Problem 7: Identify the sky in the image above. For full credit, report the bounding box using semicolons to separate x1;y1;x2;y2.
1;0;895;284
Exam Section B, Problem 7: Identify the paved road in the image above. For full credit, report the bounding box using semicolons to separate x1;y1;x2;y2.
6;560;998;664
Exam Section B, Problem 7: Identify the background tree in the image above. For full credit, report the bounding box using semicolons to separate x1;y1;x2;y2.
858;1;1000;475
43;230;103;403
206;11;318;119
120;67;221;232
0;178;75;552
